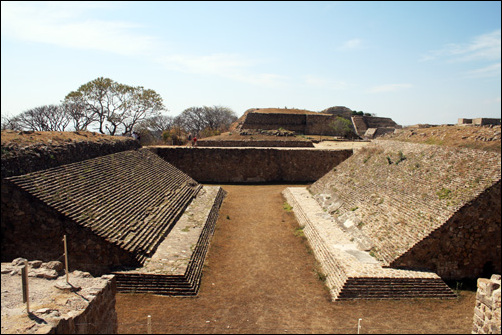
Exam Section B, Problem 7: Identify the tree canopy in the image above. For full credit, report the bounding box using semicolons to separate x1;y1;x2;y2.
64;77;165;136
174;105;237;137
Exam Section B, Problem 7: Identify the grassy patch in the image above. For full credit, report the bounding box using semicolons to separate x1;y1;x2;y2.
294;227;305;238
437;187;452;200
283;202;293;212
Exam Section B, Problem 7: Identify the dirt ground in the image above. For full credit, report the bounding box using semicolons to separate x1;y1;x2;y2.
116;184;476;334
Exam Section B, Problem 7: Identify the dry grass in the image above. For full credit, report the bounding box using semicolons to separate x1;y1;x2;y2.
380;125;501;152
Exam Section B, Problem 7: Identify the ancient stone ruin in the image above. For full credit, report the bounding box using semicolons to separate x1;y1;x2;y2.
1;138;226;297
472;274;501;334
1;258;117;334
284;139;501;300
230;107;401;140
1;126;501;333
458;118;501;126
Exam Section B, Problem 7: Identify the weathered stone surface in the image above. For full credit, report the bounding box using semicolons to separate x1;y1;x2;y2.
151;147;352;183
309;140;501;280
472;275;501;334
2;149;201;275
1;261;117;334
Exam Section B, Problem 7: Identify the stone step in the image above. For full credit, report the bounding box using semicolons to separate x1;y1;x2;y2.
113;187;226;296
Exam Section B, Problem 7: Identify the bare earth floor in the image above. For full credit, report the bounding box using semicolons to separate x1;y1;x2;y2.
116;184;475;334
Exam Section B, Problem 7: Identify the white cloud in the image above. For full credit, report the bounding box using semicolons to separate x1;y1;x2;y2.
1;1;158;56
465;63;501;78
339;38;363;50
0;2;289;88
157;53;288;88
420;29;501;63
368;83;413;93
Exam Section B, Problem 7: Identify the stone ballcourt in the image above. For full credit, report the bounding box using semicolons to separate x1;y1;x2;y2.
1;128;500;333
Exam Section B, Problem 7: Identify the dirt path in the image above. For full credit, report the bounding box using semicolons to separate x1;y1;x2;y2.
116;184;475;334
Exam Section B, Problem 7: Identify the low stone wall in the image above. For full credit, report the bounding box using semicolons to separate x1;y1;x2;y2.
149;147;353;183
1;260;117;334
459;118;501;126
196;139;314;148
472;274;501;334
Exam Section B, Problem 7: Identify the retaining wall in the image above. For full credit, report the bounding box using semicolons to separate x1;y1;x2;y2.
196;140;314;148
1;261;117;334
149;147;353;183
472;274;501;334
2;136;140;178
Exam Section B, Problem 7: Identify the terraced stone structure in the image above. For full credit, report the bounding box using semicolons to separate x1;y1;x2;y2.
2;138;227;296
284;139;501;300
232;107;401;139
2;149;201;272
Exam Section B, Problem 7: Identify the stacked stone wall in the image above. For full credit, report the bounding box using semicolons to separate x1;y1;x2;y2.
150;147;352;183
2;137;140;178
309;140;501;280
1;181;140;275
53;274;117;334
391;181;501;279
472;275;501;334
1;261;118;334
306;114;337;135
351;116;368;136
196;139;314;147
240;112;339;135
242;113;306;132
2;149;202;274
473;118;502;126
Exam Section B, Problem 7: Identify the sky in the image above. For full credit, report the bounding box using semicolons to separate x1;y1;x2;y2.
1;1;501;126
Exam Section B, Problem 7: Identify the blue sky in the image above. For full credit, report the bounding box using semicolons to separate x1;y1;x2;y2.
1;1;500;126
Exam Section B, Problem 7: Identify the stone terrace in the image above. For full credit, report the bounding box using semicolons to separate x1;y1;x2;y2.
308;140;501;279
4;149;201;265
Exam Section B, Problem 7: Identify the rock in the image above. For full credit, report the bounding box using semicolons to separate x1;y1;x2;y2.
36;269;59;279
11;258;28;266
72;270;92;278
54;280;81;292
42;261;64;273
29;260;43;268
35;308;52;314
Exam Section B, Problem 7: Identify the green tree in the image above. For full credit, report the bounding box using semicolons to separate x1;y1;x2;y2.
64;77;165;135
175;105;237;136
8;105;70;131
329;116;354;138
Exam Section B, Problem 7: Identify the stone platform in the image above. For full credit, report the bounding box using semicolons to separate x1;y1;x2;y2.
282;187;456;300
113;186;226;296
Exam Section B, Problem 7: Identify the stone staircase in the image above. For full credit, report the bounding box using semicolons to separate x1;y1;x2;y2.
336;277;456;300
351;115;368;137
283;187;456;300
113;186;226;296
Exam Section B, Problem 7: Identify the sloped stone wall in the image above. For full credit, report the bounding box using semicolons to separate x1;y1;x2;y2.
472;274;501;334
391;181;501;279
309;140;501;280
1;180;140;275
